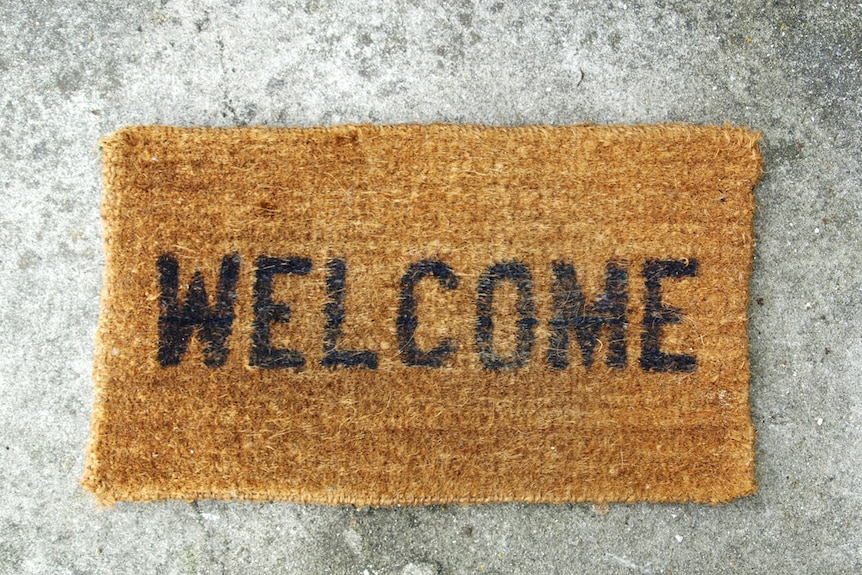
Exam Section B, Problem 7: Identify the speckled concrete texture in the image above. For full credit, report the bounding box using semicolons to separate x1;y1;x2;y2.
0;1;859;573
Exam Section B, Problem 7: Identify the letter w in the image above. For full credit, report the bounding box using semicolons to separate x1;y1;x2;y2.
157;253;241;368
547;261;628;369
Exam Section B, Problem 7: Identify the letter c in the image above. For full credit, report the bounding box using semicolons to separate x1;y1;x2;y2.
397;260;459;368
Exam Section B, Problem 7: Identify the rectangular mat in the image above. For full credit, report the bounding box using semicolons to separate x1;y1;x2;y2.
83;124;762;505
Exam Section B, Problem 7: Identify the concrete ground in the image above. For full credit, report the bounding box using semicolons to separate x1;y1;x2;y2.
1;0;860;573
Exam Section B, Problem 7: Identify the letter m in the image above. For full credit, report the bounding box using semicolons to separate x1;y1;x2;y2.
547;261;629;369
156;253;241;368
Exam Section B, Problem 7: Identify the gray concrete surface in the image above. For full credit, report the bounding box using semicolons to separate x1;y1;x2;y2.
0;0;859;573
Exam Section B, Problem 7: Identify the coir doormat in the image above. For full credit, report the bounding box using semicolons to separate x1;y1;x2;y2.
83;124;762;505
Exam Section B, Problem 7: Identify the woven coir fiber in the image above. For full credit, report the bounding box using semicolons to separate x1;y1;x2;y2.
83;124;762;505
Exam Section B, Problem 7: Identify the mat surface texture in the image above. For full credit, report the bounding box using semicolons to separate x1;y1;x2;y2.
83;124;762;505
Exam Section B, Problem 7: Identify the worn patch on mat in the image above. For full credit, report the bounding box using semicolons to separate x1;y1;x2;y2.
83;124;762;505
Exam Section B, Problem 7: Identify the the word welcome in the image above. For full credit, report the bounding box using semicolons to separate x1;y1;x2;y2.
156;254;698;373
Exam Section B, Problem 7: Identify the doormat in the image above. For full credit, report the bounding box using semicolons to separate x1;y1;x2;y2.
83;124;762;505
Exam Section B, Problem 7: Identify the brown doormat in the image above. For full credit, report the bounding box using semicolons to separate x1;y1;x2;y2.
83;124;762;505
